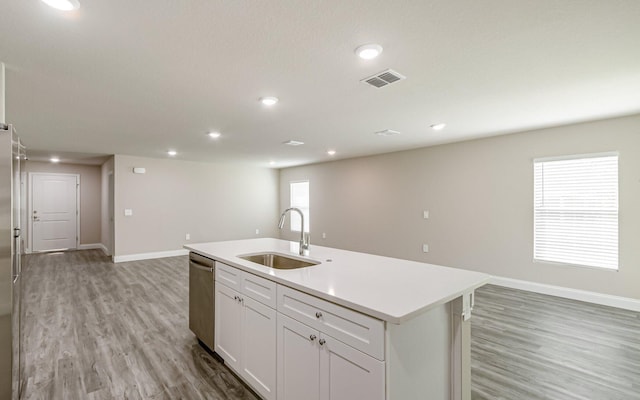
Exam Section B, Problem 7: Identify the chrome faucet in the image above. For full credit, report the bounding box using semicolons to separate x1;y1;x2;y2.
278;207;309;256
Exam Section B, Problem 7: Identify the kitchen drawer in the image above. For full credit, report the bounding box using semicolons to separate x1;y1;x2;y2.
215;262;242;290
242;272;277;308
277;285;384;360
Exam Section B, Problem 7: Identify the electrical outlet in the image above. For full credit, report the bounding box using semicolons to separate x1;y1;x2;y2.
255;229;260;235
185;233;190;240
124;209;133;216
423;210;429;219
322;232;326;239
422;244;429;253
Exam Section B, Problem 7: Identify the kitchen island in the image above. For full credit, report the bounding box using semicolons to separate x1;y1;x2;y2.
186;238;489;400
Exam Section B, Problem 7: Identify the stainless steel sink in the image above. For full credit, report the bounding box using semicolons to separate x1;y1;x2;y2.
238;253;320;270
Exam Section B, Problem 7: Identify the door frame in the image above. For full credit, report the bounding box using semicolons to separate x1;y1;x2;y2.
27;172;80;253
108;170;114;256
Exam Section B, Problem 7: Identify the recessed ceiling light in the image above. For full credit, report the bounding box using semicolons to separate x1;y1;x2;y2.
167;150;177;156
269;161;277;166
41;0;80;11
430;123;446;131
260;97;279;106
283;140;304;146
208;131;221;139
355;44;383;60
50;157;60;163
327;150;337;156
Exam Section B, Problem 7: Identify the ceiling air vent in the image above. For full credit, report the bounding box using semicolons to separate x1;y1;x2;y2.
361;69;406;88
283;140;304;146
375;129;401;137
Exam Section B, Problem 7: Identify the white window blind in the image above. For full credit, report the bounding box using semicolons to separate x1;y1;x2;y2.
533;154;618;270
290;181;309;232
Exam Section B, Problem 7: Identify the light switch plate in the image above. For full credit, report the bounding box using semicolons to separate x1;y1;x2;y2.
423;210;429;219
185;233;190;240
124;209;133;216
422;244;429;253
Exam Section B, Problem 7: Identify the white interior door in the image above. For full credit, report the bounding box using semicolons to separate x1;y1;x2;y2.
30;173;78;252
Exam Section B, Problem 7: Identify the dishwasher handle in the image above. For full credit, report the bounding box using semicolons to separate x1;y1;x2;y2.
190;261;213;273
189;252;214;272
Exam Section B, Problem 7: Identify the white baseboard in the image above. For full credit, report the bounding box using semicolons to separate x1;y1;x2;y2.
78;243;108;254
491;276;640;312
113;249;189;263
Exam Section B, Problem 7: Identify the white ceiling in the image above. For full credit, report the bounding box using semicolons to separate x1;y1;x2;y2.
1;0;639;167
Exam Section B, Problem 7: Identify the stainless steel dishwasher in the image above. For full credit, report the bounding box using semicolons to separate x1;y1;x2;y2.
189;252;215;351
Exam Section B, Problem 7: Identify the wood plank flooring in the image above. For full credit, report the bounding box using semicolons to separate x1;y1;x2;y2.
471;285;640;400
19;250;640;399
20;250;257;400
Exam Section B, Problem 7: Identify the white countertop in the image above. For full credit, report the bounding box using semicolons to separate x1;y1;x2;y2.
185;238;489;324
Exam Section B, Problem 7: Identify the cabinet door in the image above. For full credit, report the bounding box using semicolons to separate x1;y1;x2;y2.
319;334;385;400
277;314;320;400
242;297;277;400
215;282;242;371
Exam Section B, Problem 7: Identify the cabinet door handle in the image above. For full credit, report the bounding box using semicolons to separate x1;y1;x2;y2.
315;311;323;319
319;338;326;346
309;334;317;342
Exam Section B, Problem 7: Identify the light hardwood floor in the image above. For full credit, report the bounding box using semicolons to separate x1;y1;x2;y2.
19;250;640;399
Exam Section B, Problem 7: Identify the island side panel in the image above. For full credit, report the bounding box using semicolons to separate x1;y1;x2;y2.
450;296;471;400
385;303;451;400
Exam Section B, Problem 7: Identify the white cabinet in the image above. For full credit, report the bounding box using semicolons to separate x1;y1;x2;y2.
215;265;277;400
278;285;384;360
215;282;242;370
277;312;384;400
215;263;385;400
277;314;320;400
242;296;277;400
319;332;384;400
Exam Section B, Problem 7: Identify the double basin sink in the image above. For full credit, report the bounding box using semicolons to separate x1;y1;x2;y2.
238;252;320;270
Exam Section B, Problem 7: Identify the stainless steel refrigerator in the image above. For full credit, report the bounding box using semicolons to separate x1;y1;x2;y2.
0;123;25;400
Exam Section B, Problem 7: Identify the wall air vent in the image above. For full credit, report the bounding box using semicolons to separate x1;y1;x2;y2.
361;69;406;88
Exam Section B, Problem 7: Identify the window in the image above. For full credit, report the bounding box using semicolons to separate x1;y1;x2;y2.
290;181;309;232
533;154;618;270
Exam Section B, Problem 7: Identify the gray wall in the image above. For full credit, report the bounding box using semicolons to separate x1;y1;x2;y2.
24;161;102;247
114;155;279;257
279;114;640;300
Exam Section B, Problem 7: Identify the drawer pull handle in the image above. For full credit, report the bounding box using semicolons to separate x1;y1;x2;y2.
319;338;326;346
315;311;323;319
309;334;317;342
